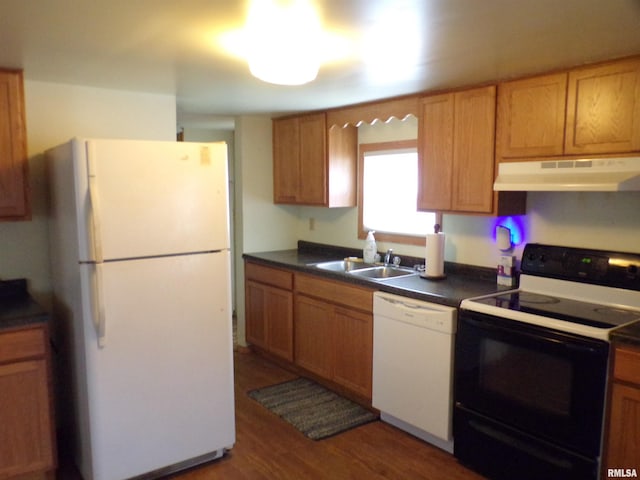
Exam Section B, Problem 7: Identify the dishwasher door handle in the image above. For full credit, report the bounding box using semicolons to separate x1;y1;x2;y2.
377;295;455;313
378;297;456;315
400;301;453;315
377;313;434;329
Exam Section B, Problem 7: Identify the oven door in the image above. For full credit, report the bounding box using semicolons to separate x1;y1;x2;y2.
454;309;609;457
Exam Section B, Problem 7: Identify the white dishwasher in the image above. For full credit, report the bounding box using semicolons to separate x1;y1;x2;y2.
372;291;457;453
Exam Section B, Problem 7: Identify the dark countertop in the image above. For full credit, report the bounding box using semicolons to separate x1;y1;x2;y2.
243;241;509;308
0;279;49;331
611;321;640;348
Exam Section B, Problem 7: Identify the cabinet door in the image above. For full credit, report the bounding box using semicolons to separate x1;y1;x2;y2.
418;93;454;211
497;73;567;160
245;280;293;360
0;359;55;477
566;57;640;154
266;287;294;361
245;280;267;349
418;87;497;214
451;86;496;213
0;70;29;220
298;113;327;205
333;307;373;398
326;124;357;207
294;295;333;378
273;113;328;205
273;116;300;203
605;383;640;469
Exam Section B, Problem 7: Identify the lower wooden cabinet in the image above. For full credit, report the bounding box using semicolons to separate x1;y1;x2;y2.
245;262;294;361
294;295;333;379
333;307;373;398
295;273;373;399
603;343;640;474
244;261;375;400
0;325;56;477
245;280;293;361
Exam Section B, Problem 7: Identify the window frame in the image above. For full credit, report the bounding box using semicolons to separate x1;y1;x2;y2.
357;140;442;246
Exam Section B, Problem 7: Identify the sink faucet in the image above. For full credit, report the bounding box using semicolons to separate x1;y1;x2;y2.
384;249;393;266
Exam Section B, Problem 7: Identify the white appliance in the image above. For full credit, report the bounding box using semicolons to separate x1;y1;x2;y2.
493;156;640;191
372;292;456;453
46;138;235;480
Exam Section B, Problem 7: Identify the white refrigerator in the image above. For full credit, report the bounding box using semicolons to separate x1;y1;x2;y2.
46;138;235;480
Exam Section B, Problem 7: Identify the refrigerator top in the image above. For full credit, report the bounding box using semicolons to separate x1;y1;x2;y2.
66;138;230;262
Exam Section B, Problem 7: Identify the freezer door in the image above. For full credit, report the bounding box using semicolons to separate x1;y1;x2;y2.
81;139;229;261
79;251;235;480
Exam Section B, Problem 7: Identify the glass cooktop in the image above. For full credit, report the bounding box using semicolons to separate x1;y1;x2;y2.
474;291;640;329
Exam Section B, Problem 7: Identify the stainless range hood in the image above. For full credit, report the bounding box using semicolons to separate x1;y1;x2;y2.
493;157;640;192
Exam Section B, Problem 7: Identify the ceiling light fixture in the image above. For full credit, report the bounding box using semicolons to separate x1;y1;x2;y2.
244;0;322;86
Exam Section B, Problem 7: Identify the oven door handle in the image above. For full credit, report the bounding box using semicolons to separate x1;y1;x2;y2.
468;419;574;471
461;315;606;354
565;342;600;354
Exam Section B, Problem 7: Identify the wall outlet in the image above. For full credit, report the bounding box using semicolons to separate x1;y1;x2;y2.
309;218;315;231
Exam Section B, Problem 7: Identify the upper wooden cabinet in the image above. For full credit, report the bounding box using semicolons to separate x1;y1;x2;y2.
0;69;30;220
419;85;525;216
496;73;568;160
417;93;454;212
566;57;640;155
497;56;640;162
273;112;357;207
419;86;499;214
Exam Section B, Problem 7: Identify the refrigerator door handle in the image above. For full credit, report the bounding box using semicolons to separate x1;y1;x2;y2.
93;262;107;348
87;143;104;263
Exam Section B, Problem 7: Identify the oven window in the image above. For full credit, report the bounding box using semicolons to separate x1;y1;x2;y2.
479;338;573;416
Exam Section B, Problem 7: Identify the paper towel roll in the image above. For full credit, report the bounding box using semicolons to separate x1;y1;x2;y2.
425;233;445;277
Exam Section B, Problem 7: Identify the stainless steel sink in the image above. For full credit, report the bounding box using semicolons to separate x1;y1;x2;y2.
348;265;417;280
311;259;372;272
310;260;418;281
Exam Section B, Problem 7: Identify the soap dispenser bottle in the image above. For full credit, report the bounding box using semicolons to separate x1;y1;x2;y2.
363;231;377;264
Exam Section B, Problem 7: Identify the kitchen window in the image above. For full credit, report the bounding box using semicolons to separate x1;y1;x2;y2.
358;140;440;245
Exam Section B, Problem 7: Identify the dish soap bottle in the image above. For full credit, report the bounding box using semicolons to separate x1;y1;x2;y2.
363;231;377;264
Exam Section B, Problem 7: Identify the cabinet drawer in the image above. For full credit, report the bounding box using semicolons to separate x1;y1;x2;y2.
245;262;293;290
295;273;373;312
0;327;46;364
614;345;640;385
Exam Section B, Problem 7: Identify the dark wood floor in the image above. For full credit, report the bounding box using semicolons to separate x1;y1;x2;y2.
59;349;486;479
173;349;485;480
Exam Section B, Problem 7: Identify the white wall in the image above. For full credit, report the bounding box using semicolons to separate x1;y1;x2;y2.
0;80;176;302
26;81;176;153
182;127;232;143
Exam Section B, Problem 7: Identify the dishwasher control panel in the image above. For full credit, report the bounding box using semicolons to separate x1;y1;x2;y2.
373;292;457;334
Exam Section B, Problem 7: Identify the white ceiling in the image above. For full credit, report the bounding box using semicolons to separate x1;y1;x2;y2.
2;0;640;130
